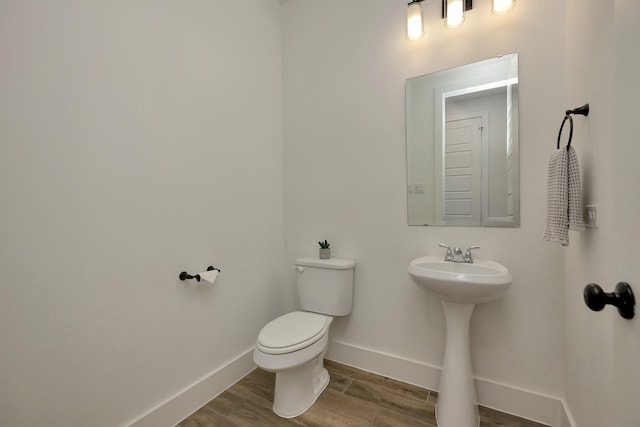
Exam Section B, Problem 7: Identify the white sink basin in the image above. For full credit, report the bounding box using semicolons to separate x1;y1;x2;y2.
408;255;512;304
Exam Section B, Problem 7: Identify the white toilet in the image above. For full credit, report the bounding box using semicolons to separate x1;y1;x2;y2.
253;257;355;418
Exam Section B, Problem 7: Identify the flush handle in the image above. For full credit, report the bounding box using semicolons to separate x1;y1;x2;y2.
584;282;635;319
294;266;304;273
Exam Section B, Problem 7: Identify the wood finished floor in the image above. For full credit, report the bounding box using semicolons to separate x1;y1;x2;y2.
177;360;549;427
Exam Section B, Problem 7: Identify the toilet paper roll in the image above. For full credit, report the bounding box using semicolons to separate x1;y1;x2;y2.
198;269;219;284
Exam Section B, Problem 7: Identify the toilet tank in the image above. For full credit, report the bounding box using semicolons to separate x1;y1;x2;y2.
295;257;355;316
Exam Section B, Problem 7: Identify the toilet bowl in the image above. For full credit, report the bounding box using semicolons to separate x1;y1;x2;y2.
253;311;333;418
253;257;355;418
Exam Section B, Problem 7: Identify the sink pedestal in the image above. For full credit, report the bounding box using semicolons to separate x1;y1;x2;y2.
407;255;513;427
436;301;478;427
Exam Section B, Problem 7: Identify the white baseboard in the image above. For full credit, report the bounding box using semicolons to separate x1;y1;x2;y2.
127;347;256;427
326;340;569;427
559;399;577;427
326;339;443;390
475;376;563;426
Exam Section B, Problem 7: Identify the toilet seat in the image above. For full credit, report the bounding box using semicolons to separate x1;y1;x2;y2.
257;311;330;355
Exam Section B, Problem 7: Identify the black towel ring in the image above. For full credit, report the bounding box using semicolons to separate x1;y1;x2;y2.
557;114;574;150
557;103;589;151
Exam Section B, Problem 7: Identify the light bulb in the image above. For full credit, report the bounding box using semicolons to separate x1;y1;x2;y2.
407;2;424;40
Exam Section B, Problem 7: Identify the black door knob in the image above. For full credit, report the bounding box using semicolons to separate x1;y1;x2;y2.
583;282;635;319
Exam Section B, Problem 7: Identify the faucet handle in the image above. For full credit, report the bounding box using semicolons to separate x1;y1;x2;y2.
439;243;454;261
464;245;480;263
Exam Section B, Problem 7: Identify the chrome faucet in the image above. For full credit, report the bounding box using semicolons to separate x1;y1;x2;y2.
452;246;464;262
439;244;480;263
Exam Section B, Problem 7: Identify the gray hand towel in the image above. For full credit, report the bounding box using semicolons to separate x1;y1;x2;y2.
543;146;584;246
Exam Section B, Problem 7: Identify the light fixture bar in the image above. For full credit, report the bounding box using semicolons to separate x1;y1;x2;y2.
407;0;514;41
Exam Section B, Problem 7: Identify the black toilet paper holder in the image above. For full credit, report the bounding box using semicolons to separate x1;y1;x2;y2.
583;282;635;319
179;266;220;282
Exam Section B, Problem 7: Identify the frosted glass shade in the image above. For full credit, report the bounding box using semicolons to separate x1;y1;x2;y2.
492;0;516;15
407;2;424;40
445;0;465;28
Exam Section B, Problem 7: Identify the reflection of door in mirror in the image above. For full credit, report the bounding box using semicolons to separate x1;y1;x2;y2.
444;87;506;226
442;117;483;226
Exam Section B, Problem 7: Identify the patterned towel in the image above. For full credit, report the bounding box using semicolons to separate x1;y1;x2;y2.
543;146;585;246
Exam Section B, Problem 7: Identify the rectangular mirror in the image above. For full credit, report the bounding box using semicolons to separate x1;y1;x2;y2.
406;53;519;227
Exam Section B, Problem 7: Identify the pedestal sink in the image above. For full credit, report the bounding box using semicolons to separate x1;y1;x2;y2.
408;256;512;427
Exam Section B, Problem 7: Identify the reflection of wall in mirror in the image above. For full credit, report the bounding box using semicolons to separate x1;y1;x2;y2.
406;75;437;225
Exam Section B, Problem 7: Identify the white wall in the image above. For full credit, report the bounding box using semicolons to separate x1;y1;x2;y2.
283;0;566;404
0;1;284;426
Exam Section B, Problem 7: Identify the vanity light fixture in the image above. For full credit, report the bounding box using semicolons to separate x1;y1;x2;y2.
407;0;515;39
407;0;425;40
492;0;516;15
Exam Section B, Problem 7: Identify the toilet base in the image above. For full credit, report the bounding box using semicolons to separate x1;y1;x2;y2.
272;351;329;418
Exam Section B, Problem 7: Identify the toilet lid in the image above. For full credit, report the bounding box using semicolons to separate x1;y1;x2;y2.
257;311;330;355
